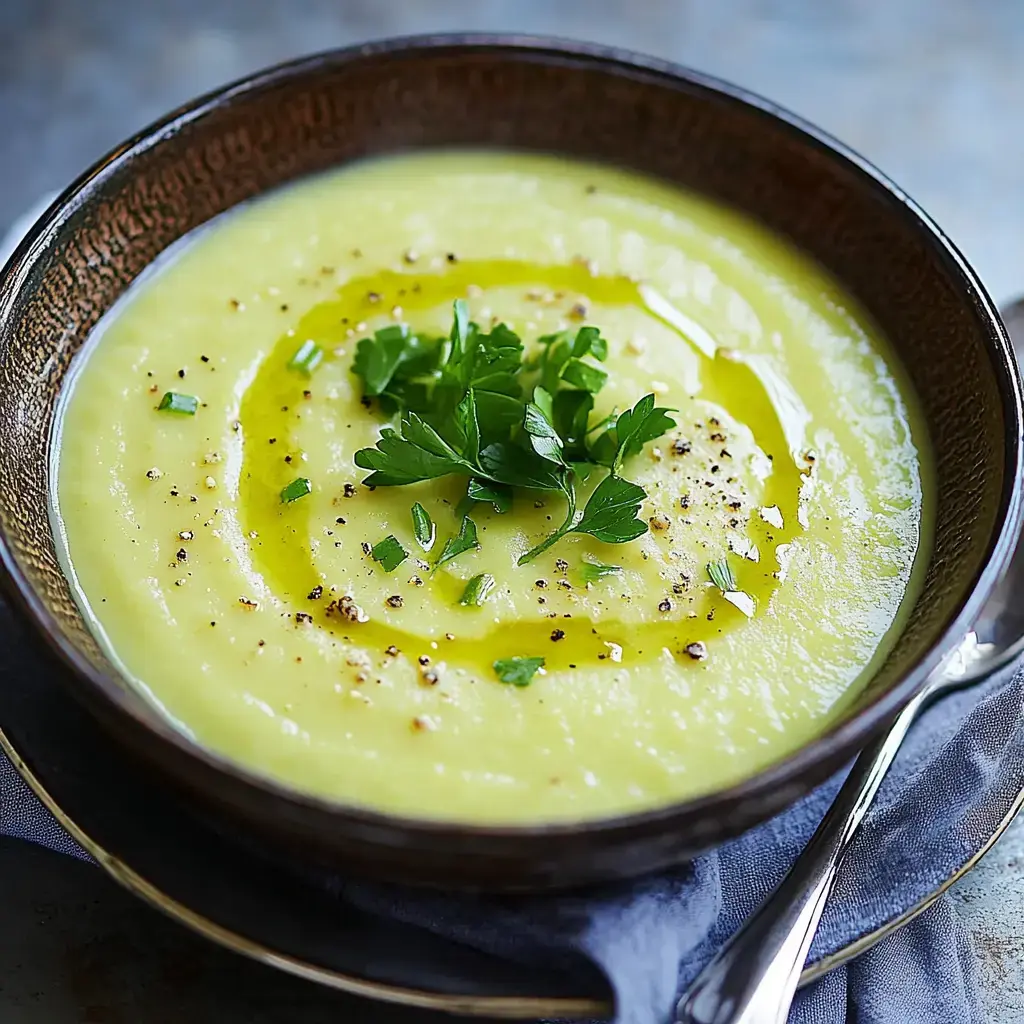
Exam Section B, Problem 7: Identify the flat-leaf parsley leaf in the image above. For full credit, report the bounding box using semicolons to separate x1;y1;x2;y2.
352;304;676;567
493;656;545;686
371;535;408;572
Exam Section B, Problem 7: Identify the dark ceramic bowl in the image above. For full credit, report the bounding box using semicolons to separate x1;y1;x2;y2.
0;36;1021;892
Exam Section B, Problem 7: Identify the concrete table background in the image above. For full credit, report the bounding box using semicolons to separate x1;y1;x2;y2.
1;0;1023;1019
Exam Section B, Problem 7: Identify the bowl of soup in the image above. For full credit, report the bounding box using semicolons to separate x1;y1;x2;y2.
0;36;1020;890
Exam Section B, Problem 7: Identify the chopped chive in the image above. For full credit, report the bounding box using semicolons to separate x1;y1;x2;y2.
288;339;324;376
157;392;198;415
493;656;545;687
459;572;496;607
580;559;623;584
411;502;435;551
371;535;408;572
706;558;737;593
280;477;312;503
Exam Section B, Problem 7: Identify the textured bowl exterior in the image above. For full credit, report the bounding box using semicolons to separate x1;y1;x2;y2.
0;36;1020;890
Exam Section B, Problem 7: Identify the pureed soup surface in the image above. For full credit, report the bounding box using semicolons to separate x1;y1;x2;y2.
54;152;930;823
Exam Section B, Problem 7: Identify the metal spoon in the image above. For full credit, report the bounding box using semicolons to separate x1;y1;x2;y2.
676;299;1024;1024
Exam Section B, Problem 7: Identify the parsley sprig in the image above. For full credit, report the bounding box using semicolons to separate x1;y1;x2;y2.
352;301;675;564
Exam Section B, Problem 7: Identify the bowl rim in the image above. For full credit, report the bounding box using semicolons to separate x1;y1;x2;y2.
1;31;1022;844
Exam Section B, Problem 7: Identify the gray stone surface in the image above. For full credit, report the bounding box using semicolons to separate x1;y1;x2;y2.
1;0;1024;1020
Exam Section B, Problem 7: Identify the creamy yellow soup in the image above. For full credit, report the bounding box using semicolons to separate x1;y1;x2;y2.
53;151;929;823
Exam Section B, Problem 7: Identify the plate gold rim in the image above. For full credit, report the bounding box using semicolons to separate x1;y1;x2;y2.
2;724;1019;1019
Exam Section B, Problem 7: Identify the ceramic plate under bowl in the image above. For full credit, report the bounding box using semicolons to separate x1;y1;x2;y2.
1;598;1020;1019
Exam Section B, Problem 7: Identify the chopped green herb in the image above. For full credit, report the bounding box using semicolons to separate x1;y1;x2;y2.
493;656;545;687
560;357;608;393
411;502;435;551
280;477;312;503
570;325;608;361
466;478;512;513
588;393;677;470
355;411;476;487
580;559;623;584
351;304;674;563
574;474;648;543
157;392;198;415
371;534;408;572
434;516;479;571
351;324;415;396
707;558;738;593
288;339;324;376
523;393;568;466
450;297;470;349
459;572;496;607
609;393;677;470
517;472;647;565
552;389;595;461
476;441;564;491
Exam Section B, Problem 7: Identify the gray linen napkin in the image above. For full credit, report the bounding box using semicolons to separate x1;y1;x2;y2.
333;664;1019;1024
2;663;1013;1023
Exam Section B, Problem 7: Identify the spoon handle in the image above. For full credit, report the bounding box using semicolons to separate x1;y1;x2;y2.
676;683;933;1024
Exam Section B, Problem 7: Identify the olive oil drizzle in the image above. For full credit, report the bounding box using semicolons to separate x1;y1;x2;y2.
237;260;804;672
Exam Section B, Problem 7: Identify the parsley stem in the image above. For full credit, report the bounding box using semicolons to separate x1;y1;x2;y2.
585;410;617;436
517;477;580;565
